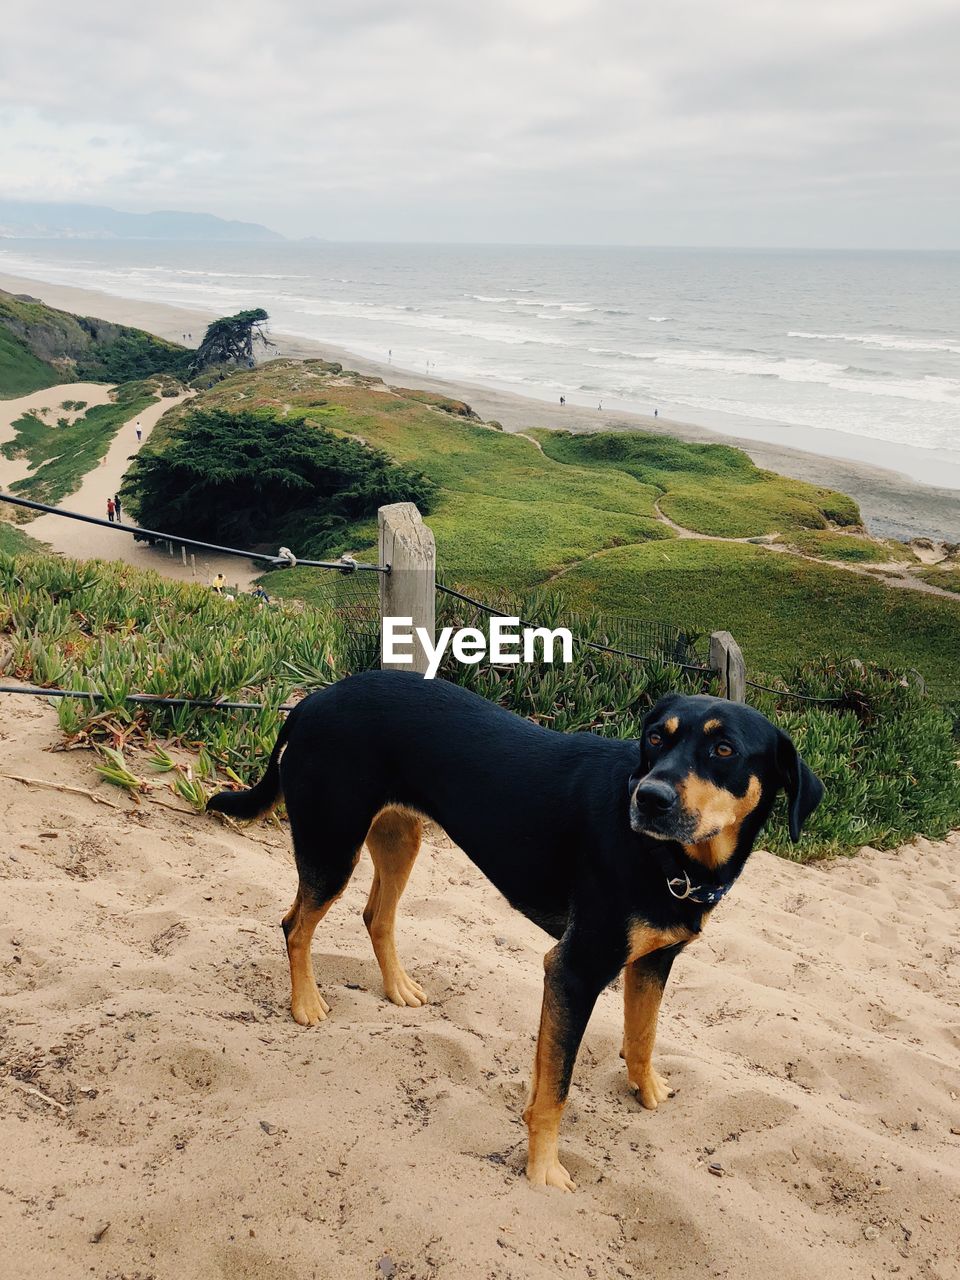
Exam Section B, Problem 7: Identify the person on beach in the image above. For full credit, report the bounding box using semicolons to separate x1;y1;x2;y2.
106;498;115;523
654;408;658;418
135;421;143;442
212;573;226;594
560;395;565;406
598;400;603;411
114;495;122;522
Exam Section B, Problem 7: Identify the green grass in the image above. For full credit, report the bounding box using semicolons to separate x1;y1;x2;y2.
0;521;46;555
551;540;960;698
916;564;960;594
0;326;60;398
2;383;156;506
156;365;672;592
776;529;908;564
140;362;960;698
534;429;862;538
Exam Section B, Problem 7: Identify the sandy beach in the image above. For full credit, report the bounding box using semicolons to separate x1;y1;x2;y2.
2;270;958;544
1;692;958;1279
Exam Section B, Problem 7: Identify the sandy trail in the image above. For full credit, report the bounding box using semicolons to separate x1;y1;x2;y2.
2;385;258;591
0;694;957;1280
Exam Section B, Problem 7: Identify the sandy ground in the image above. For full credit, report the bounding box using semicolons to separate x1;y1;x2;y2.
2;271;958;544
0;382;258;592
0;694;958;1280
0;382;117;491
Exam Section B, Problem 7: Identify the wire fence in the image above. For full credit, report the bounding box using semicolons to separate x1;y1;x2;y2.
0;493;388;574
0;492;845;708
436;581;712;676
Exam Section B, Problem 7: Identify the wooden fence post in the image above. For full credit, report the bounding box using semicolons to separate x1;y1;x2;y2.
709;630;746;702
378;503;436;675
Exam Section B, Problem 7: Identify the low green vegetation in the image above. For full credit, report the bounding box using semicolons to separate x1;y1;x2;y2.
3;553;956;862
533;429;861;538
776;528;907;563
2;381;157;506
747;661;960;859
0;287;190;392
140;361;957;696
0;552;336;787
0;324;60;398
0;521;45;555
917;564;960;594
550;540;960;698
121;407;436;557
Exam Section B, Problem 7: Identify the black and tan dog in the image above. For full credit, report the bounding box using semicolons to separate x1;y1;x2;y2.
208;670;822;1190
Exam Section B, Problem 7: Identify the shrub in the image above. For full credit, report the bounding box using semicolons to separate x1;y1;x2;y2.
120;407;436;558
748;659;960;858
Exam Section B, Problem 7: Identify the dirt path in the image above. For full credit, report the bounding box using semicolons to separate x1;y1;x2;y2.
15;390;259;592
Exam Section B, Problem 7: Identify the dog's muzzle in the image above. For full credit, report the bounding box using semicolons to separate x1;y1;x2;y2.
629;778;693;841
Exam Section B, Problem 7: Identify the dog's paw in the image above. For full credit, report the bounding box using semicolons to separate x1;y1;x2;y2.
526;1158;575;1192
384;971;428;1008
291;989;330;1027
630;1063;674;1110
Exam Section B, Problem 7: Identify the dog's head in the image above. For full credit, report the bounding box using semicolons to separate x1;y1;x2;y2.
627;693;823;868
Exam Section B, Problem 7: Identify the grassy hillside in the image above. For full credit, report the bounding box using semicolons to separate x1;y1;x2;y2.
551;540;959;696
0;287;189;393
138;359;960;696
533;429;861;537
0;324;61;397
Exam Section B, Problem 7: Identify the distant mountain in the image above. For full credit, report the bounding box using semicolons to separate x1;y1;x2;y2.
0;200;285;243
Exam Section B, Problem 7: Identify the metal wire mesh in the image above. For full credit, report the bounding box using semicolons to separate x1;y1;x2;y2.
566;614;706;667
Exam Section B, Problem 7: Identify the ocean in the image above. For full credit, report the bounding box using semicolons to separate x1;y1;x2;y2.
2;240;958;488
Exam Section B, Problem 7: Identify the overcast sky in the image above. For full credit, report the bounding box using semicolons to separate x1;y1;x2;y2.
1;0;958;247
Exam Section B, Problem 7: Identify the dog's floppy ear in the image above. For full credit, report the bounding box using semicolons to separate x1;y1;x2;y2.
776;730;824;842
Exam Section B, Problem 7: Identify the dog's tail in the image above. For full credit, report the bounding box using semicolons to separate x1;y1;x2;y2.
206;713;293;820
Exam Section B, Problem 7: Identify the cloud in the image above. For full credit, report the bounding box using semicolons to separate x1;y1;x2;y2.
0;0;957;246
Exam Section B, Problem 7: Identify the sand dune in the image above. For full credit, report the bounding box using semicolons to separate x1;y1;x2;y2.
0;693;958;1279
0;382;257;591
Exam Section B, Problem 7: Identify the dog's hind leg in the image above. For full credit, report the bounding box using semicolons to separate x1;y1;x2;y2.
283;842;362;1027
363;807;427;1008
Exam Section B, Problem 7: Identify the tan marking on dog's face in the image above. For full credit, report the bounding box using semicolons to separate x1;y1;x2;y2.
703;718;722;734
664;716;679;735
677;773;762;869
627;920;696;963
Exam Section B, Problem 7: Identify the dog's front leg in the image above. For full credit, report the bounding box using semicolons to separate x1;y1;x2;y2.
622;944;683;1109
523;941;609;1191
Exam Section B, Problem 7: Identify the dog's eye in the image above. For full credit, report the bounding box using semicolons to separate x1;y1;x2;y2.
714;742;735;758
648;732;662;747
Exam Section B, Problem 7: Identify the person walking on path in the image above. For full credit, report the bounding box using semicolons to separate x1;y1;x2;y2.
106;498;115;523
114;494;123;522
135;421;143;443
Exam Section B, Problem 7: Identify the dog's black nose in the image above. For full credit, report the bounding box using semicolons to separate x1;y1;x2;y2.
632;779;678;815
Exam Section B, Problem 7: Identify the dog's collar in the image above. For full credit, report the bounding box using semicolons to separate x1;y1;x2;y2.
664;868;734;906
646;841;744;908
